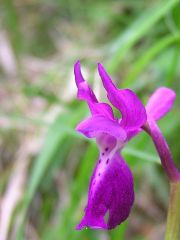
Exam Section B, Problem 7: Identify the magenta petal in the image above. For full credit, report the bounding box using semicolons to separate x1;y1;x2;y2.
74;60;98;102
76;115;127;141
76;153;134;230
98;63;147;130
146;87;176;121
90;102;114;119
74;60;84;86
74;61;114;119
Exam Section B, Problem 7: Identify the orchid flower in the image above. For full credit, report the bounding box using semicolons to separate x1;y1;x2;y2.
74;61;179;230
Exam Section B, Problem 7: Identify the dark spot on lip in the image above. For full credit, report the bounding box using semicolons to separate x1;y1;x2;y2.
99;159;101;163
105;147;109;151
106;158;109;164
102;152;105;156
98;173;101;176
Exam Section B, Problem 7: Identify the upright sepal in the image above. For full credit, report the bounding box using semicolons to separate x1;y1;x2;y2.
74;60;98;103
74;61;114;119
98;63;147;131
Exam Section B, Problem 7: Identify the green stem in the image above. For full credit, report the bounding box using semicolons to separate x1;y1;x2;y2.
165;182;180;240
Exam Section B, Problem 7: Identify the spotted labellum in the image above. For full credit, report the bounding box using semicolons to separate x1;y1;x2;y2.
74;60;178;230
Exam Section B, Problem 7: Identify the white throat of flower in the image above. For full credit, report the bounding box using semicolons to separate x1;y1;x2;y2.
107;140;124;160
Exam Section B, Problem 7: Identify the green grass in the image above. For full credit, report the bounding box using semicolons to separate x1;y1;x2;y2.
1;0;180;239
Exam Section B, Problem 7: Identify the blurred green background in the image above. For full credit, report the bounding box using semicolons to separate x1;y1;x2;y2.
0;0;180;239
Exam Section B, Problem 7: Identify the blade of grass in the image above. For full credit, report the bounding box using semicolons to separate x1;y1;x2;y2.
3;0;23;56
110;221;128;240
123;147;160;164
41;142;97;239
124;35;180;87
166;43;180;86
16;105;86;239
57;142;97;240
107;0;180;73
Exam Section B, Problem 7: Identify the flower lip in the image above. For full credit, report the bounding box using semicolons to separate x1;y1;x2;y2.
76;153;134;230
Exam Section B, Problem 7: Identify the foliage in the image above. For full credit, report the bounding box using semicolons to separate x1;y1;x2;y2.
0;0;180;239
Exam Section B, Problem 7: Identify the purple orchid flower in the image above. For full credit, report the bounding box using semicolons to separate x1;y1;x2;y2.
74;60;177;230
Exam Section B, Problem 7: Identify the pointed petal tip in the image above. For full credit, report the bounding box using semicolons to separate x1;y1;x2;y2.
74;60;80;74
74;60;85;87
75;224;83;231
97;62;107;74
98;63;116;93
74;59;81;66
97;62;103;69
